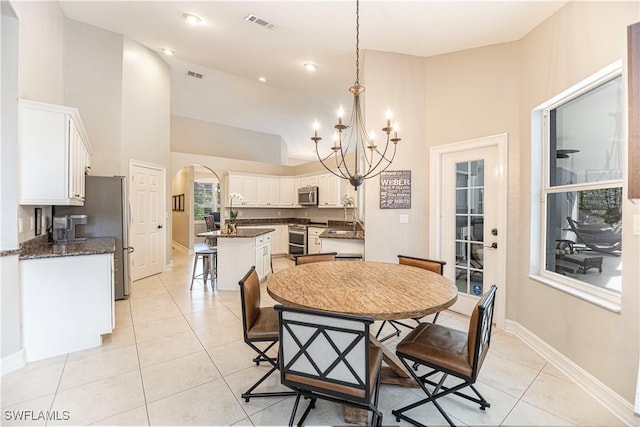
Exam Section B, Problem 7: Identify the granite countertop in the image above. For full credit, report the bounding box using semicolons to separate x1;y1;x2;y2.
19;237;116;260
217;228;275;238
319;229;365;240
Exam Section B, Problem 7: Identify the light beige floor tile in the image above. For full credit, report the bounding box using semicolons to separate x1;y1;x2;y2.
141;351;221;403
206;340;266;376
249;396;346;426
489;331;547;371
129;293;174;311
1;394;54;426
223;365;292;415
136;330;204;367
128;282;170;301
501;400;573;426
173;295;229;315
540;361;572;380
231;417;253;426
1;356;66;407
521;371;623;426
193;319;243;349
59;344;139;391
183;305;240;332
390;392;466;427
478;352;540;399
130;299;182;325
146;379;246;426
91;405;149;426
70;326;136;357
114;299;131;315
437;380;518;425
133;314;191;344
49;370;145;426
115;310;133;329
436;313;470;332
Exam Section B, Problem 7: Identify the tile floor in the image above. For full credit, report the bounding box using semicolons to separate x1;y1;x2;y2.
1;248;624;426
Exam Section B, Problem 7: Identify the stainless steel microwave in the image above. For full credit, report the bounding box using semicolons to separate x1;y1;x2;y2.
297;186;318;206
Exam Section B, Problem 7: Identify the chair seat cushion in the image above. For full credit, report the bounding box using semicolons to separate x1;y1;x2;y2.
194;243;217;254
396;323;473;378
284;344;382;400
247;307;279;340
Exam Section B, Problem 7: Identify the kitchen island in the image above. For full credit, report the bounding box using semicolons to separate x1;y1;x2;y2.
213;228;275;290
19;236;115;362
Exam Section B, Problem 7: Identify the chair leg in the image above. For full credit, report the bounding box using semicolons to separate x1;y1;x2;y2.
189;254;199;290
242;340;295;401
202;254;210;290
374;320;401;342
288;394;302;427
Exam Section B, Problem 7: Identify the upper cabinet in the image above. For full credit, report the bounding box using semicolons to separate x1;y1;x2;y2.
18;100;92;206
226;171;357;209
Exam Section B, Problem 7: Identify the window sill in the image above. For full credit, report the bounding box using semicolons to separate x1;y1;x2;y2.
528;274;621;313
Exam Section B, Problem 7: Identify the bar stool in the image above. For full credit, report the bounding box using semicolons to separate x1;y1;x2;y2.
190;242;217;290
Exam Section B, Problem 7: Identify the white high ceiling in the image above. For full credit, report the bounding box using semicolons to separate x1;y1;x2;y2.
59;0;567;163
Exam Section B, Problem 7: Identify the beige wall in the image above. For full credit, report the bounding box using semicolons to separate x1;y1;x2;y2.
171;167;192;249
363;0;638;406
64;19;123;177
517;1;640;403
171;115;285;165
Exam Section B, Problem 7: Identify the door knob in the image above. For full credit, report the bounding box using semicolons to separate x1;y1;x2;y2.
157;225;163;229
484;242;498;249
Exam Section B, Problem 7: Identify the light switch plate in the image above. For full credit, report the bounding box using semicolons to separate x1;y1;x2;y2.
399;214;409;224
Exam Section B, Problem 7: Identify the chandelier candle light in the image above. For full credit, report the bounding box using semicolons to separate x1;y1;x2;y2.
311;0;401;190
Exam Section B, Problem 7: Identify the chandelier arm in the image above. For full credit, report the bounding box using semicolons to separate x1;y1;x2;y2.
315;145;350;179
361;141;397;179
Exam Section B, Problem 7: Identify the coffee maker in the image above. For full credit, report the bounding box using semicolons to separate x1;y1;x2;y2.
52;215;87;242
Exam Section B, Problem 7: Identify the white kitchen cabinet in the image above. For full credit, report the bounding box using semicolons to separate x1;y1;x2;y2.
217;231;273;289
318;173;340;207
307;226;326;254
321;237;365;258
18;99;92;206
21;253;114;362
228;173;256;206
267;178;280;207
280;178;295;207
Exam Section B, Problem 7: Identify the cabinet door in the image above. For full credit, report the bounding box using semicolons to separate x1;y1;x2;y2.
263;242;272;276
318;174;339;207
255;245;265;280
255;177;268;206
267;178;280;207
280;178;295;207
242;176;257;206
229;174;243;196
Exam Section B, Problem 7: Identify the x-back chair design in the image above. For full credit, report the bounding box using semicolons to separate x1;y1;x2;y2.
392;285;497;427
276;305;384;426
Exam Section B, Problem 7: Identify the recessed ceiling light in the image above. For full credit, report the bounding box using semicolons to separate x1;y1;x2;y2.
258;76;267;82
183;13;202;25
162;48;174;56
304;63;317;72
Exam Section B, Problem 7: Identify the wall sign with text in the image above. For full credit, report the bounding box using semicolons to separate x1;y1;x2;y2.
380;170;411;209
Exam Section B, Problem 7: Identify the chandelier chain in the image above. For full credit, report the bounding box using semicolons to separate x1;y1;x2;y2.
355;0;360;84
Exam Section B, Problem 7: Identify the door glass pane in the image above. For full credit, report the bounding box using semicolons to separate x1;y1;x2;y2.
455;160;485;296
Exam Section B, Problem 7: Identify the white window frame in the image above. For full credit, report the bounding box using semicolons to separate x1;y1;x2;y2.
529;60;623;312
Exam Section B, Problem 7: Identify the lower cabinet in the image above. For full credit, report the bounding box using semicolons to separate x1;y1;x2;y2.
217;232;273;290
307;227;326;254
21;254;114;362
320;238;365;259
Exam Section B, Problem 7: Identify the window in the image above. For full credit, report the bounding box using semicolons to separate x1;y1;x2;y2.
535;63;623;308
193;181;220;220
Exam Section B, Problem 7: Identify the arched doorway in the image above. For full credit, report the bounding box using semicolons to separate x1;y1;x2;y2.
171;165;221;254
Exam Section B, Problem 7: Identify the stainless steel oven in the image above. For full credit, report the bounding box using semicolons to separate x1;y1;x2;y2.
288;224;307;259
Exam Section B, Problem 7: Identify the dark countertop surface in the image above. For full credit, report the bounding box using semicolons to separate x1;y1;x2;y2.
319;229;365;240
19;237;116;260
217;228;275;238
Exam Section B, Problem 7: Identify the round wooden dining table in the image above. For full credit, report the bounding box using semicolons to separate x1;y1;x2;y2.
267;260;458;387
267;260;458;321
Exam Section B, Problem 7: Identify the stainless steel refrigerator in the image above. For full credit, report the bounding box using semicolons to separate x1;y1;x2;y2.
54;176;133;299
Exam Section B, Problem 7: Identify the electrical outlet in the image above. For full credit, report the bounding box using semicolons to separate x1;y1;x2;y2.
399;214;409;224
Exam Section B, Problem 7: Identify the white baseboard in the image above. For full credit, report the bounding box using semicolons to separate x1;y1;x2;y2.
506;320;637;426
2;349;25;376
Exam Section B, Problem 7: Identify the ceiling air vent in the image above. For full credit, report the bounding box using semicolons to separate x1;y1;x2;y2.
244;14;274;29
186;70;204;80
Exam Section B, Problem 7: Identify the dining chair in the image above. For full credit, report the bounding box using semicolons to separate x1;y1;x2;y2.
204;215;217;231
391;285;497;427
275;304;383;426
374;255;446;342
238;266;295;401
294;252;337;265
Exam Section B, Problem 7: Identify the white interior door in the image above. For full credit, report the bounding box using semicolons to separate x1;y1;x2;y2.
431;134;507;328
130;162;164;281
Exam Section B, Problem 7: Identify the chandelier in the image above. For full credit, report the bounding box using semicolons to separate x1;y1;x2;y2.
311;0;401;190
